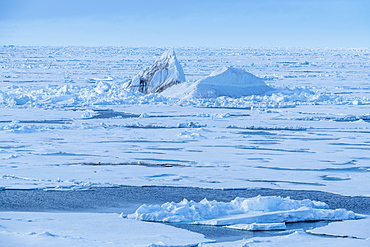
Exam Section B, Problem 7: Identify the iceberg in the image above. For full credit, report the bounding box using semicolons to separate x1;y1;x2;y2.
161;66;272;98
125;48;270;98
125;48;185;94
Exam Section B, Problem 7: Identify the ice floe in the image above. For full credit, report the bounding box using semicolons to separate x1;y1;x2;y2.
225;222;287;231
0;211;212;247
126;196;362;228
200;230;370;247
307;216;370;239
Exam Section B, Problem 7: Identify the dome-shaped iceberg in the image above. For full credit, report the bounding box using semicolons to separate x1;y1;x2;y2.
162;66;272;98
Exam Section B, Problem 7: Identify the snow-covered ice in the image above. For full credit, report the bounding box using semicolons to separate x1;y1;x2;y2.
307;216;370;239
225;222;287;231
200;230;370;247
1;46;370;246
0;211;212;247
1;46;370;196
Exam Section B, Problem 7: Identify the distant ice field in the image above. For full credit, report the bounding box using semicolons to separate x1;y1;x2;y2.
1;46;370;197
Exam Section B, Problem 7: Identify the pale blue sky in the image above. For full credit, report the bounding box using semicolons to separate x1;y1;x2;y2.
1;0;369;47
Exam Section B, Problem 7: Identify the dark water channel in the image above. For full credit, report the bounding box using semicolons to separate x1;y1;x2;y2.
1;186;369;242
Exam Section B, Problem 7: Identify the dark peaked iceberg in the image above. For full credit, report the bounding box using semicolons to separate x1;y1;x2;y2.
125;49;185;94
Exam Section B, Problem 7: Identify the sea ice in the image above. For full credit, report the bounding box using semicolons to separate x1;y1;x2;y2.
200;230;370;247
225;222;287;231
307;216;370;239
1;45;370;246
0;212;212;247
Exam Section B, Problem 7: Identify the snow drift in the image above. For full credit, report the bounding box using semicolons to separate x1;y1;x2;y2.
161;66;272;98
126;196;362;229
124;49;185;94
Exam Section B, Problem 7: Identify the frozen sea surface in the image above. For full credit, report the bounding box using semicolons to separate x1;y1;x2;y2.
1;46;370;196
1;46;370;246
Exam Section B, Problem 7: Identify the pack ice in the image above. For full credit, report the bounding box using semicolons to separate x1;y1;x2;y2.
126;48;271;98
126;196;363;231
124;48;185;94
